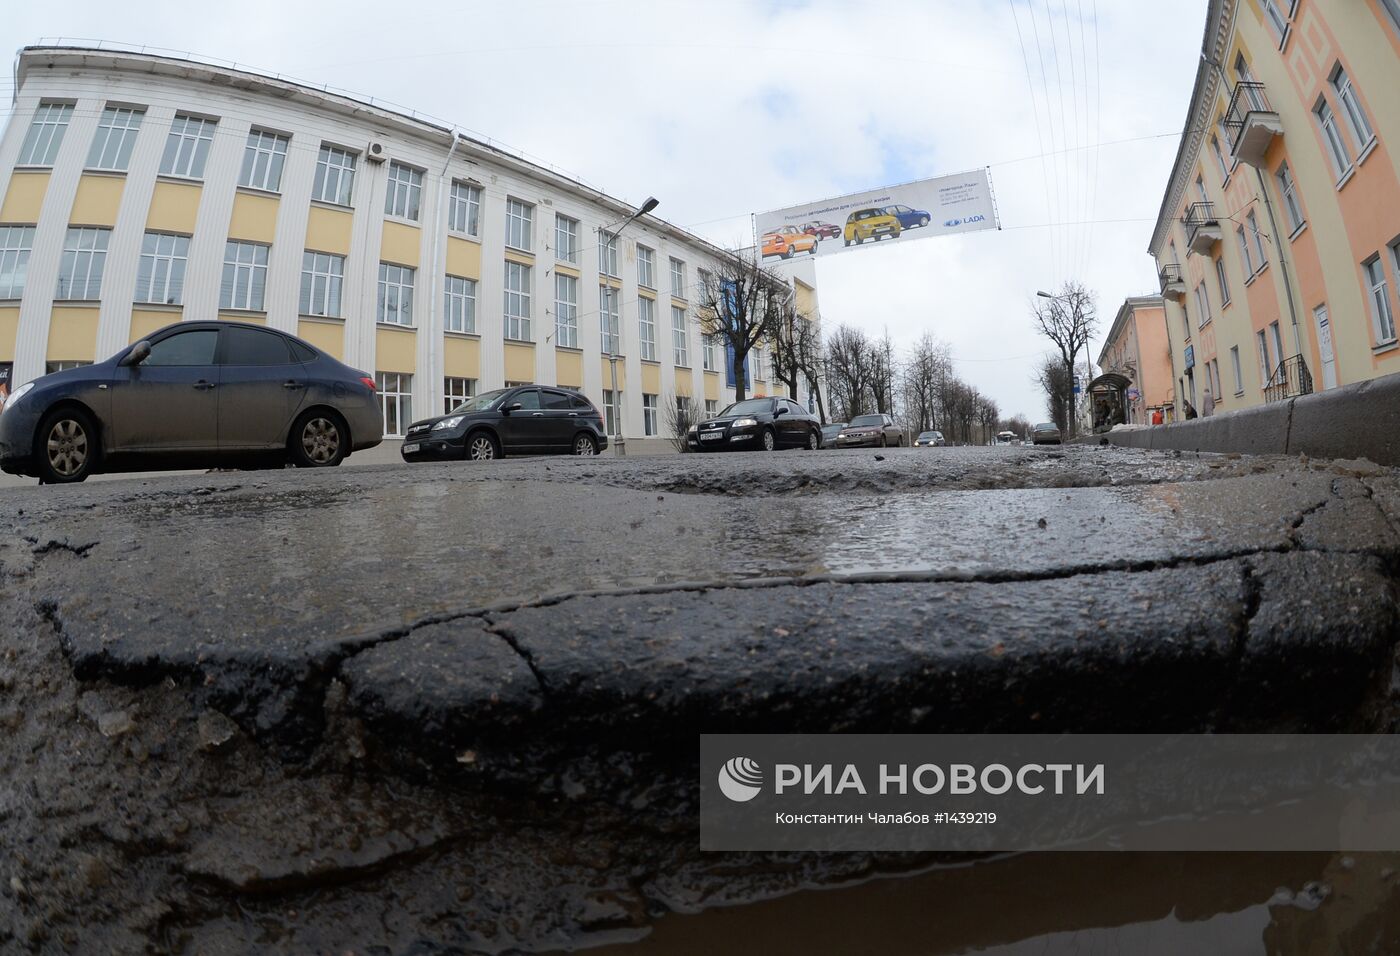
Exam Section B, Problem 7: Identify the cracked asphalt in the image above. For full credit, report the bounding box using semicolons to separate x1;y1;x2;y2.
4;445;1400;952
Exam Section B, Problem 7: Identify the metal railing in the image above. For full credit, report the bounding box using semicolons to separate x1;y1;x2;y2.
1158;263;1184;291
1225;82;1274;153
1263;353;1313;403
1184;202;1219;249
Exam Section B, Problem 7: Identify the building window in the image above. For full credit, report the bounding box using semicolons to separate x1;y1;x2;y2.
1246;211;1268;269
1276;163;1304;234
1230;346;1243;394
444;275;477;333
135;232;190;305
504;261;532;340
554;273;578;348
672;305;689;366
1210;135;1229;180
377;262;415;326
376;372;412;437
602;389;620;435
1382;0;1400;34
1269;322;1285;373
300;251;345;317
1315;98;1352;180
555;214;579;263
1237;226;1255;276
505;198;534;252
160;114;215;179
637;246;655;289
705;399;717;416
1262;0;1288;40
1210;359;1222;401
703;334;717;372
670;257;686;298
46;360;92;374
312;145;356;206
1257;329;1271;383
599;231;619;278
642;393;658;436
1215;258;1231;307
85;106;144;171
56;227;110;300
445;376;476;414
1364;255;1397;344
1330;64;1374;151
0;226;35;300
220;241;269;311
638;296;657;361
18;102;73;166
239;129;289;192
600;285;620;354
449;181;481;236
384;162;422;221
1194;282;1212;328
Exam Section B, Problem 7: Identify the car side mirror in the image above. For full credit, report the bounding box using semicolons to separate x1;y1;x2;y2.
120;341;151;367
504;402;523;414
775;407;788;416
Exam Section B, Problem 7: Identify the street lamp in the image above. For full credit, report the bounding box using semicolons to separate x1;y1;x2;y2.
1036;290;1094;435
599;196;659;457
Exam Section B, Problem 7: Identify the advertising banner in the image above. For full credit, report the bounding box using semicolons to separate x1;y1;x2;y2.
754;169;997;262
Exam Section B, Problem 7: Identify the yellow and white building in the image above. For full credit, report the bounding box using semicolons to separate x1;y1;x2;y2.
1149;0;1400;416
0;45;820;444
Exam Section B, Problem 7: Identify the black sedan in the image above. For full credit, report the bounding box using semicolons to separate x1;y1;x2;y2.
687;397;822;452
401;385;608;461
0;321;382;483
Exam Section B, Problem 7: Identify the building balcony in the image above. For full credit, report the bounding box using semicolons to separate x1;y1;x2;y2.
1225;82;1284;169
1263;354;1314;403
1184;202;1221;256
1158;263;1186;301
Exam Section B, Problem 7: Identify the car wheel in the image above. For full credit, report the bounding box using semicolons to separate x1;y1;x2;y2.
573;433;598;456
289;410;347;467
807;428;820;450
781;247;792;259
36;407;98;484
878;434;887;448
844;238;851;247
466;431;501;461
920;216;929;227
761;428;776;452
808;243;818;256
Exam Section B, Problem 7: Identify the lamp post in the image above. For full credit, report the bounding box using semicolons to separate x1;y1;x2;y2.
1037;289;1093;438
600;196;659;457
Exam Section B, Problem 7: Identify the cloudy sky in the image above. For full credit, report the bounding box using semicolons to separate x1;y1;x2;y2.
2;0;1206;419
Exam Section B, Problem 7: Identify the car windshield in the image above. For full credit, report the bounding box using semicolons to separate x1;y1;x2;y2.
449;388;510;414
721;399;773;417
918;432;939;440
849;415;884;427
1034;423;1057;431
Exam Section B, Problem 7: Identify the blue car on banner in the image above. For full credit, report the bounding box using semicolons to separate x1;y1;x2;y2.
883;203;932;229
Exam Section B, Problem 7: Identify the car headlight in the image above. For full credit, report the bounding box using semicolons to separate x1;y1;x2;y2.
3;381;34;412
432;416;464;431
688;424;698;435
732;417;758;428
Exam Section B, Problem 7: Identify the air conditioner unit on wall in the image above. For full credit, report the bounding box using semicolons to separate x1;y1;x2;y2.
365;141;386;163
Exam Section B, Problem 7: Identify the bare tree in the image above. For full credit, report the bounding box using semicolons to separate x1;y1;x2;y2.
868;331;897;416
770;295;828;421
663;392;697;453
1033;356;1073;434
977;394;1001;445
824;324;876;422
1002;414;1033;440
694;248;784;402
902;333;951;434
1031;281;1099;439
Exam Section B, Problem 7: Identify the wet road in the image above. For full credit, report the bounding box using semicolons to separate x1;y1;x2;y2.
3;445;1400;953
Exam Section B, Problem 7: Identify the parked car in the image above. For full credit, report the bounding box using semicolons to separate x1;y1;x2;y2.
883;203;932;229
688;397;822;452
0;320;382;483
801;221;842;240
402;385;607;461
761;226;818;259
1032;422;1063;445
821;421;848;444
836;413;904;448
914;430;946;447
843;207;902;245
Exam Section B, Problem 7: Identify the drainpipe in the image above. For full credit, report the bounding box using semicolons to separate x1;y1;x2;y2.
427;131;461;412
1252;165;1304;359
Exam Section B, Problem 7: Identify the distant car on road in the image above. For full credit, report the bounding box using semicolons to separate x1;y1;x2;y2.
761;226;818;259
1032;422;1063;445
914;430;946;447
688;397;822;452
821;421;847;445
836;414;904;448
997;431;1017;445
402;385;607;461
883;203;932;229
843;207;902;246
801;221;842;240
0;320;382;484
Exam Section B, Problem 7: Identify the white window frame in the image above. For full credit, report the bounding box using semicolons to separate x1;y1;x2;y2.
672;305;689;366
384;162;423;221
444;274;477;334
1364;255;1397;344
554;273;579;348
504;261;532;341
377;262;416;326
600;285;620;354
703;334;717;372
637;246;655;289
1215;257;1231;307
642;393;658;436
1315;98;1353;180
1262;0;1288;41
670;257;686;298
86;106;144;171
1237;226;1255;276
1210;135;1229;180
376;371;412;438
1230;346;1243;395
312;145;356;206
705;399;718;416
1382;0;1400;35
160;114;215;179
1276;162;1304;234
1269;322;1286;372
56;227;111;301
444;376;476;414
1247;210;1268;269
449;181;481;236
599;232;619;278
220;240;269;311
300;251;345;317
1194;282;1212;328
135;232;190;306
18;102;73;167
1330;64;1374;151
0;226;36;300
603;389;621;435
505;198;534;252
1257;330;1271;383
638;296;657;361
555;214;579;264
239;129;289;192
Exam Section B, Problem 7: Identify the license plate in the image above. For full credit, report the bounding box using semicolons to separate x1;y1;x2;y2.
700;432;723;441
403;443;421;454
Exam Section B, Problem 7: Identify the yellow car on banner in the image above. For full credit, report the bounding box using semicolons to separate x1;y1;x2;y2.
844;207;902;245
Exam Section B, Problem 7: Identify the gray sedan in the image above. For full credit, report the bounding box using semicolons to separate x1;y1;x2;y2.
0;321;382;483
1031;422;1063;445
836;413;905;448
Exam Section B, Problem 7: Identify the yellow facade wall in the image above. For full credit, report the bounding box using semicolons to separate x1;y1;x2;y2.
146;181;201;234
381;221;421;267
305;206;353;256
1;171;50;222
444;335;481;378
130;309;179;343
504;342;535;382
641;363;661;395
297;319;345;360
219;311;265;325
70;174;124;227
674;372;693;397
228;192;279;244
703;371;720;402
555;348;582;388
0;307;19;362
554;263;581;279
47;306;99;361
600;357;618;389
376;326;417;373
504;249;534;268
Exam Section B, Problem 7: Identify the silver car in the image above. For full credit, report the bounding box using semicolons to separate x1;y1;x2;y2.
836;413;905;448
1031;422;1063;445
